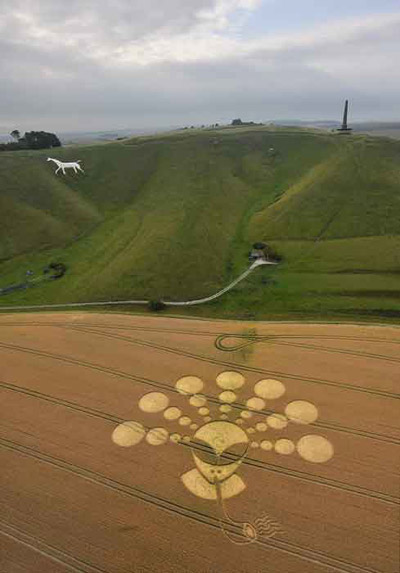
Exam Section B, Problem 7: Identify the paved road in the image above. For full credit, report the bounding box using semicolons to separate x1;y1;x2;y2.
0;259;276;311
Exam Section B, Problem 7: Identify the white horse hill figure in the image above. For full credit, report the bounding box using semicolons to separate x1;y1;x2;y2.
47;157;84;175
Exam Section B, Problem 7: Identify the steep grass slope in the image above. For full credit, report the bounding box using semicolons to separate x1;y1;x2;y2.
0;156;101;259
0;142;160;259
0;127;399;319
250;139;400;240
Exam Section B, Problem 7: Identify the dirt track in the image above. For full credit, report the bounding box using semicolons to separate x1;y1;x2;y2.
0;312;399;573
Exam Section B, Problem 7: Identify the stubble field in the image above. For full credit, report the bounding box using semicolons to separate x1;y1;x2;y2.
0;312;399;573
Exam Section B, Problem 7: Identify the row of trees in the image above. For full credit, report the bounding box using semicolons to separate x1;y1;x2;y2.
181;123;220;130
0;130;61;151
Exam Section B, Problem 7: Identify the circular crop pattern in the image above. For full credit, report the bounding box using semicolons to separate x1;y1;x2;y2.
176;376;204;395
146;427;169;446
246;397;266;411
267;413;288;430
112;421;146;447
285;401;319;424
216;371;245;390
164;407;181;420
254;379;286;400
275;439;295;455
296;435;334;463
139;392;169;413
219;391;237;404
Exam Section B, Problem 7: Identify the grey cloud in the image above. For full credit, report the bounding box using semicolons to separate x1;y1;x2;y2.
0;0;217;49
0;2;399;131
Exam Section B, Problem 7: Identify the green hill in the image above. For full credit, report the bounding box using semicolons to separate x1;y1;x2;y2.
1;126;399;321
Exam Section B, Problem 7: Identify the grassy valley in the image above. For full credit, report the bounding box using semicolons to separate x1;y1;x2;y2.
0;126;399;320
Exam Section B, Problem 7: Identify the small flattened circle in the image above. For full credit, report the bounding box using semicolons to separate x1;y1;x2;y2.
216;371;245;390
198;407;210;416
236;418;244;425
175;376;204;395
256;422;268;432
190;423;199;430
204;416;212;423
164;407;181;421
219;391;237;404
182;435;191;443
275;439;295;455
285;401;318;425
189;394;207;407
240;410;253;419
246;397;266;411
146;427;169;446
267;413;288;430
179;416;192;426
247;428;255;434
220;414;229;420
220;404;232;413
297;435;334;463
170;433;181;443
139;392;169;413
251;441;259;449
112;421;145;447
254;379;286;400
260;440;273;451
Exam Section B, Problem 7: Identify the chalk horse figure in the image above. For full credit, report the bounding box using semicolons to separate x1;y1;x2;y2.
47;157;84;175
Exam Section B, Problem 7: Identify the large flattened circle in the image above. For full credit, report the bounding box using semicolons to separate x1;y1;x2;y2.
216;371;245;390
285;401;318;424
194;420;249;456
254;379;286;400
297;435;334;463
175;376;204;395
146;427;169;446
112;421;146;447
139;392;169;413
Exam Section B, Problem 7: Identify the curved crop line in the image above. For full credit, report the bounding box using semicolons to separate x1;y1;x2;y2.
0;260;273;311
0;438;384;573
214;334;400;363
62;325;400;400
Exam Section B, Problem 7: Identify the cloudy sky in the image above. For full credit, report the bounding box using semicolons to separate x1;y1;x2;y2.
0;0;399;132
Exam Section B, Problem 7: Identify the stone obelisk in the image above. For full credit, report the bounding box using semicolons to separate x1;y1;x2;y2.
337;100;352;133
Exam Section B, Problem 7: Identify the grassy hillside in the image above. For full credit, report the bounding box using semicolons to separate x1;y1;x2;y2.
0;126;399;320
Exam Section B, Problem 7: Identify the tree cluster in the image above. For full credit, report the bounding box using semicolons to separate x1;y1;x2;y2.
252;242;282;262
0;130;62;151
148;300;166;312
231;119;262;127
44;262;68;280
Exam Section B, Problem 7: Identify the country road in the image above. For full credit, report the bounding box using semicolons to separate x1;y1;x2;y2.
0;259;276;312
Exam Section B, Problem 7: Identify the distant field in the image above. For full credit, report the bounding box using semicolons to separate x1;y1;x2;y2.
0;312;398;573
0;126;399;321
354;129;400;140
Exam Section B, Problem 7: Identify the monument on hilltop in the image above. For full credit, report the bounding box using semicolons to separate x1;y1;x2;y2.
337;99;352;133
